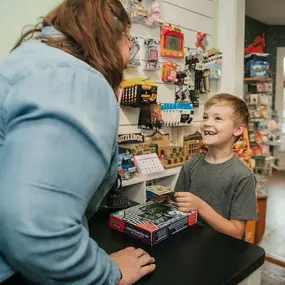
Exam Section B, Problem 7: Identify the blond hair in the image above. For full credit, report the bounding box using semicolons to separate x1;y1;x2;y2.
204;93;249;126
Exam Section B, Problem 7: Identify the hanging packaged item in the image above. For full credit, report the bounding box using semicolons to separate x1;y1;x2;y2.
130;0;148;21
121;78;158;107
162;61;178;83
161;103;194;126
144;39;160;70
145;0;161;27
160;25;184;58
138;104;163;130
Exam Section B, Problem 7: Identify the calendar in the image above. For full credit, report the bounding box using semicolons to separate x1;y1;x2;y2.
133;153;164;175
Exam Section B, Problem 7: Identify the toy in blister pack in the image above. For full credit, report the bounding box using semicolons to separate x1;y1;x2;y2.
175;86;190;102
196;32;208;51
176;66;193;86
145;0;161;26
138;104;163;130
160;25;184;58
189;90;199;107
144;39;160;70
151;104;163;128
204;50;222;80
162;61;178;82
130;0;148;20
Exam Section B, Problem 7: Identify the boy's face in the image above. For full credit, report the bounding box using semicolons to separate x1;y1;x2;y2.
201;105;244;147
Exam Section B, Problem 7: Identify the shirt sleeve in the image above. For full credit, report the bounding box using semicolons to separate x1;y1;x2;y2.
230;174;258;221
0;66;121;285
174;163;192;192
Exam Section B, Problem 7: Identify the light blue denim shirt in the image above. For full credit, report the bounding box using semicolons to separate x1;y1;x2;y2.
0;27;121;284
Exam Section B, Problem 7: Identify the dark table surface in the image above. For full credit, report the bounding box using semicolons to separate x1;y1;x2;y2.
89;210;265;285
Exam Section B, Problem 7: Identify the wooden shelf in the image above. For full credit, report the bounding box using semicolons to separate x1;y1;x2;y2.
244;78;272;82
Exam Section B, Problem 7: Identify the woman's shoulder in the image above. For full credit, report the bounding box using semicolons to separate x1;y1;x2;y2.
1;42;110;90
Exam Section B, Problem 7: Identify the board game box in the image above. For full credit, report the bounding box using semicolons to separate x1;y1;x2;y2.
110;201;197;246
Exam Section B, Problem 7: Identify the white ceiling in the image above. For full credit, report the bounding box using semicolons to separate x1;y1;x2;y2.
246;0;285;25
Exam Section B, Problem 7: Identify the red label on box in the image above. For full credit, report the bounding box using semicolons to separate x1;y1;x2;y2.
110;216;126;232
188;211;197;226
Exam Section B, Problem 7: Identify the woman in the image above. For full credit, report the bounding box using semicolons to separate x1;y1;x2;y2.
0;0;155;284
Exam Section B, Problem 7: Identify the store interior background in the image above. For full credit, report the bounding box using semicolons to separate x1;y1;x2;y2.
0;0;285;284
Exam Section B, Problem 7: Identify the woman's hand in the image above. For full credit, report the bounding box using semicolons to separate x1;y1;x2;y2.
110;247;156;285
174;192;204;212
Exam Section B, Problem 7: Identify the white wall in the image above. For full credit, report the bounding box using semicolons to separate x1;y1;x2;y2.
0;0;61;60
122;0;216;144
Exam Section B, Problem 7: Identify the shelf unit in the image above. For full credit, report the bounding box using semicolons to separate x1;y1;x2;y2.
121;167;181;203
244;78;272;82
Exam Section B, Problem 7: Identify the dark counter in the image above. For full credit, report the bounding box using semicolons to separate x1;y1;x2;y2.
89;210;265;285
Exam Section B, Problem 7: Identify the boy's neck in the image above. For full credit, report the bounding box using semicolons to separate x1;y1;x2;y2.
205;144;234;164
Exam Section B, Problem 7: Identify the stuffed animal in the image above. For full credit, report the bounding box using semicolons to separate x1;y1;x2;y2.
245;33;265;55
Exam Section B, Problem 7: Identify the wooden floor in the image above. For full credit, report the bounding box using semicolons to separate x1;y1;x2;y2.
259;171;285;284
261;262;285;285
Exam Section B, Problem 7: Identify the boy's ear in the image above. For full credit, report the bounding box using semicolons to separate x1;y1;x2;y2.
233;124;246;137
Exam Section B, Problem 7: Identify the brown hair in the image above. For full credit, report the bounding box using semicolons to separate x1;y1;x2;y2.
12;0;131;92
204;93;250;126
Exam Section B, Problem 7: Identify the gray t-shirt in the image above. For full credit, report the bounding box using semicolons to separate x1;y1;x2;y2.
174;154;258;227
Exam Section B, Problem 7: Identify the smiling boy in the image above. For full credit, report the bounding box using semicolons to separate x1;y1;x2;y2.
174;93;258;239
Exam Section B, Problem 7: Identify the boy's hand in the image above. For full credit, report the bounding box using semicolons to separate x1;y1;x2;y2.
175;192;203;212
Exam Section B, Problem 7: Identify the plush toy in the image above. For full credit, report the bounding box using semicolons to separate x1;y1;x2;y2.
245;33;265;55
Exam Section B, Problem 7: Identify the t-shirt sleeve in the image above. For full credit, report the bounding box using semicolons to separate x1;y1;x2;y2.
230;174;258;221
174;159;194;192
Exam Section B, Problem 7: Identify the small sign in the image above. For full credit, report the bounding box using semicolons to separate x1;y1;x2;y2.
118;133;145;144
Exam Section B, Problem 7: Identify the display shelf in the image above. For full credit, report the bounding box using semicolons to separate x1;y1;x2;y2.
244;78;272;82
121;166;182;203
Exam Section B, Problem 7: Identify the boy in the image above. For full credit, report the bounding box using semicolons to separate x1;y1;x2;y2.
173;93;258;239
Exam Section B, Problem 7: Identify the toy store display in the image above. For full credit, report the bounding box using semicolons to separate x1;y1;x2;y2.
185;48;223;95
204;50;223;80
145;131;197;169
121;78;158;107
244;32;269;79
118;147;137;180
160;24;184;59
118;132;146;180
161;102;194;126
126;0;162;27
110;200;197;246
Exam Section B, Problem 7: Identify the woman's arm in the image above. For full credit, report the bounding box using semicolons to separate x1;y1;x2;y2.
0;67;121;285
